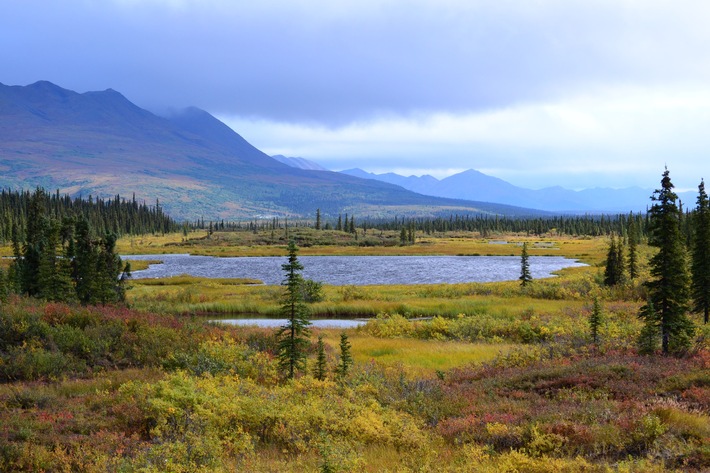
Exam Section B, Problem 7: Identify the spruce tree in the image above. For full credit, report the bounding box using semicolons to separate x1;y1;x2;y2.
20;189;49;296
604;234;625;286
277;240;311;379
314;335;327;381
589;297;603;347
336;332;353;381
94;233;125;304
315;209;321;230
38;221;75;302
638;299;660;355
519;242;532;287
640;168;695;354
628;218;639;280
73;217;98;304
400;227;408;246
0;267;7;303
615;235;626;283
691;180;710;324
604;235;618;286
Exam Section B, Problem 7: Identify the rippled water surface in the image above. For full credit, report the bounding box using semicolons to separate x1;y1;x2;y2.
212;318;366;328
124;254;586;285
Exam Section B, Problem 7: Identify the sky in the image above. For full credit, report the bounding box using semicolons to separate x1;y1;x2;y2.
2;0;710;190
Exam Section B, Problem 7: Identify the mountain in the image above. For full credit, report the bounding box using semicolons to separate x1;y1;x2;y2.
0;81;543;220
341;168;691;213
272;155;329;171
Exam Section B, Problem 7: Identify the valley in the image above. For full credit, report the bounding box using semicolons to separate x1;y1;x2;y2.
2;218;707;471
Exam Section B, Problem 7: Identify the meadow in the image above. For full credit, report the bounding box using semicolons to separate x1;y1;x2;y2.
1;229;708;472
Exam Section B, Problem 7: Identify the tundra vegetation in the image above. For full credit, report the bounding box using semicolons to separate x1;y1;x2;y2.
0;178;709;472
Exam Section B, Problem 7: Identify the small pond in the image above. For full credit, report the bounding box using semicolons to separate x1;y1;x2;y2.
212;318;366;328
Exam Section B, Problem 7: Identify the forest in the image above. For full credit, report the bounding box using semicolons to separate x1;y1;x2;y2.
0;173;708;472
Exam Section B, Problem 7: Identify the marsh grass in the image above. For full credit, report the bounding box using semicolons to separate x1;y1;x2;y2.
115;229;612;262
123;259;162;271
317;331;517;376
128;271;597;320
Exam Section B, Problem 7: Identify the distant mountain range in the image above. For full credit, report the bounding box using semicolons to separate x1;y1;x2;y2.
272;155;329;171
0;81;539;220
338;168;697;213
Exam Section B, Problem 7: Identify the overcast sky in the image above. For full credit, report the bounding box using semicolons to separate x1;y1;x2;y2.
2;0;710;190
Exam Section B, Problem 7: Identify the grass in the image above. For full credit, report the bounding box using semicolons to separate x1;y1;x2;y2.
128;267;600;318
124;259;162;271
115;229;610;263
320;331;517;376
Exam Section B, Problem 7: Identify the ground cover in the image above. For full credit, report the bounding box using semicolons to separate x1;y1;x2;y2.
1;231;708;471
116;228;608;261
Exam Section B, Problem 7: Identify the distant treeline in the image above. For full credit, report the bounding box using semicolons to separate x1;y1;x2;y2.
356;213;651;238
190;212;653;239
0;188;179;243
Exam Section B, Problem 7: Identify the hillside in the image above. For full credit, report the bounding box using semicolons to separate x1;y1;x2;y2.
0;81;543;220
272;155;329;171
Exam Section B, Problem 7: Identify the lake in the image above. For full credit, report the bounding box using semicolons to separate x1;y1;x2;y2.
123;254;586;285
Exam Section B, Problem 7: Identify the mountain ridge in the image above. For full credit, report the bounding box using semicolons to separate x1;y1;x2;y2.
339;168;692;213
0;81;544;220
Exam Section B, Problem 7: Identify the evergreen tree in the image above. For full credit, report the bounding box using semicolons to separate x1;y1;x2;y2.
589;297;603;347
0;267;7;303
691;180;710;324
628;218;639;280
604;235;618;286
640;168;694;354
336;332;353;381
519;242;532;287
20;189;50;296
604;234;625;286
400;227;408;246
93;233;125;304
349;215;355;234
314;335;327;381
315;208;321;230
615;235;626;282
336;215;342;231
38;220;75;302
277;240;311;379
638;300;660;355
73;217;98;304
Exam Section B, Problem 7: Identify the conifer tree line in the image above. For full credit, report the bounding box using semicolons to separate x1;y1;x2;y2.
1;189;135;305
205;211;654;239
0;188;179;244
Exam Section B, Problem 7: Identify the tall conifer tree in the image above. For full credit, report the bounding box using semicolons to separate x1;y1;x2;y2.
692;179;710;324
519;242;532;287
640;168;695;354
589;297;603;347
277;240;311;379
627;218;639;280
336;332;353;381
314;335;327;381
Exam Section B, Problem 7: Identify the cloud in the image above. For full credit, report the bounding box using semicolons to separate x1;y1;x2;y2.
219;83;710;189
4;0;710;125
2;0;710;190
